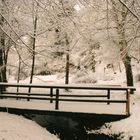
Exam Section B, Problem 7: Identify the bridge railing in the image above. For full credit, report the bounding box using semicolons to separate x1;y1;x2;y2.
0;82;136;116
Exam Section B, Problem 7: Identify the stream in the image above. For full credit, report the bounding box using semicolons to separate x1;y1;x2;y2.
25;114;124;140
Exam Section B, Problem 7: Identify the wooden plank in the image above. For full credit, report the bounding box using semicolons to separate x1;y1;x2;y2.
59;95;107;98
2;92;107;98
57;98;127;103
0;95;54;100
2;92;50;96
0;82;136;91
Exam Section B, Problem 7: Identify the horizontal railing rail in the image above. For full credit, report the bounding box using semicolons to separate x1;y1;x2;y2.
2;91;108;98
0;82;136;90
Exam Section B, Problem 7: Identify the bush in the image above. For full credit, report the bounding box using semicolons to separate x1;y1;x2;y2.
72;72;97;83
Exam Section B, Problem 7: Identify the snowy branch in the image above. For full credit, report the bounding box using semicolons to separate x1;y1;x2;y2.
118;0;140;22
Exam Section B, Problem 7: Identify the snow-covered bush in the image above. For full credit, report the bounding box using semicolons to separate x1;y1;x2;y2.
72;71;97;83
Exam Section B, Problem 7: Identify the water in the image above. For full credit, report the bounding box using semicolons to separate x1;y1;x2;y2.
25;114;122;140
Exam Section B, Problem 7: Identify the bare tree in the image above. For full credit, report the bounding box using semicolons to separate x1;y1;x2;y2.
109;0;139;87
28;2;38;94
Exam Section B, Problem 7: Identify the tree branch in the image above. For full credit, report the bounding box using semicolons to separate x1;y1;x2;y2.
118;0;140;22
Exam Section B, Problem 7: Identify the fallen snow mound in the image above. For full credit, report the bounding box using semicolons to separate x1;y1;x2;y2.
0;112;58;140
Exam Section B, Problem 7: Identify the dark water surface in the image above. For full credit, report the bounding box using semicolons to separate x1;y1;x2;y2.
26;114;123;140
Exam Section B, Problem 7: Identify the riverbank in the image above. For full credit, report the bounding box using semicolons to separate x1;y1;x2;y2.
89;82;140;140
0;112;59;140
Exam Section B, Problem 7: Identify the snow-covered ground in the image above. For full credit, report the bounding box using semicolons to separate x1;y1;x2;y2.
0;75;60;140
0;112;59;140
89;82;140;140
1;74;140;140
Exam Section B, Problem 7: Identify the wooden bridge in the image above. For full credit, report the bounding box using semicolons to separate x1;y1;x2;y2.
0;82;136;116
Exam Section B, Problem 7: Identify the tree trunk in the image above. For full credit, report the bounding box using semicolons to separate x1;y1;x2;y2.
0;35;7;83
28;15;37;95
65;34;70;85
0;12;7;83
0;1;7;93
65;53;69;84
0;49;4;82
3;47;8;83
124;54;134;87
17;56;21;92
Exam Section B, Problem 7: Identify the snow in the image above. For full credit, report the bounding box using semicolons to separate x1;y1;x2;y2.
0;75;129;115
16;75;59;84
1;74;140;139
0;112;59;140
0;99;126;115
89;82;140;140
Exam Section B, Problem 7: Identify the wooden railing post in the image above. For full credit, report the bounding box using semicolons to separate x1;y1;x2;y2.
107;89;110;105
50;88;53;103
126;89;130;116
16;86;19;100
0;86;4;99
55;89;59;110
16;93;19;100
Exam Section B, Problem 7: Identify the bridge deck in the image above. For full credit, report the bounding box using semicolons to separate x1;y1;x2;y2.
0;82;136;116
0;99;126;115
